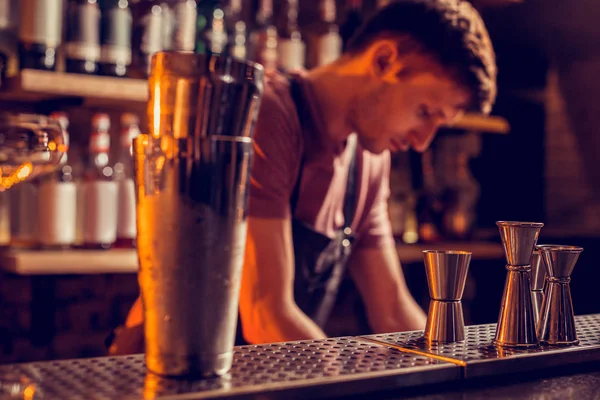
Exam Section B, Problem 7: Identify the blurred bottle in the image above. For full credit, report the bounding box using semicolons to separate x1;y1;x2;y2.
9;178;38;249
114;113;140;248
224;0;246;59
415;150;444;243
37;112;77;250
82;113;118;250
388;151;417;243
275;0;304;72
131;0;164;77
18;0;63;71
439;134;481;241
167;0;197;52
0;0;19;81
195;0;215;54
195;0;228;55
0;189;9;248
99;0;133;77
340;0;362;51
304;0;341;69
65;0;101;74
249;0;277;70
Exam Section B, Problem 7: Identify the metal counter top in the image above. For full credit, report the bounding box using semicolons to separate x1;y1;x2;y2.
1;314;599;400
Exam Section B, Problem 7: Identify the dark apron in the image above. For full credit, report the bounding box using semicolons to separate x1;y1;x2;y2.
287;77;358;329
107;78;358;354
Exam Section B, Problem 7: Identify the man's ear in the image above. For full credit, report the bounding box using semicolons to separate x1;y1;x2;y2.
369;40;404;84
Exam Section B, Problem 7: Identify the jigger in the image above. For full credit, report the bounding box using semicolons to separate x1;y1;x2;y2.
529;249;546;327
494;221;543;348
423;250;472;343
536;245;583;346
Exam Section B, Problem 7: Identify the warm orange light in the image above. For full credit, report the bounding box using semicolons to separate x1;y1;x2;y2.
16;163;32;181
48;141;57;151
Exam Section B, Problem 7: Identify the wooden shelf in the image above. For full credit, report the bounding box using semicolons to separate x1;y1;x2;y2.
443;114;510;134
0;241;503;276
0;249;138;275
0;69;148;108
0;69;509;133
396;241;504;264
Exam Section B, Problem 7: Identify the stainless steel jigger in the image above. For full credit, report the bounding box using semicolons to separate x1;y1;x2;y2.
423;250;472;343
536;245;583;346
494;221;544;348
529;249;546;327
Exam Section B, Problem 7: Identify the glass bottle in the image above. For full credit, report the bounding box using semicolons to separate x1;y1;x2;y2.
224;0;246;59
99;0;133;77
131;0;164;77
114;113;140;248
37;112;78;250
82;113;118;250
65;0;102;74
304;0;341;69
249;0;277;70
18;0;63;71
276;0;304;72
0;0;19;80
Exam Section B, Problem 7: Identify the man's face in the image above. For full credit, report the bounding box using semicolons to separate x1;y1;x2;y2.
350;52;471;154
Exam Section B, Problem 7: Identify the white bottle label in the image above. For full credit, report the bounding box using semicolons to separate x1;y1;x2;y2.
19;0;63;46
83;181;118;244
38;182;77;246
278;38;305;71
117;178;137;239
172;1;197;51
315;32;341;67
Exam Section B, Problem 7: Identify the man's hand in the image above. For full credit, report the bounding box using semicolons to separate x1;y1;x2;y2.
239;216;327;344
349;243;427;334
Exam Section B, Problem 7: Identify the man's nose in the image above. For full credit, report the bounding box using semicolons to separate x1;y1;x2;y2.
412;121;441;152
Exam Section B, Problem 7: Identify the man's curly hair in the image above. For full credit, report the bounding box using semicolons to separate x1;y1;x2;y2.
347;0;497;115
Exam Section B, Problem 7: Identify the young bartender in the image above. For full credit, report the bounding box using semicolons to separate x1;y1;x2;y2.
109;0;497;352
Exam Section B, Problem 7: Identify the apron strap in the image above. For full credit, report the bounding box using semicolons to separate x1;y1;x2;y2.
288;76;359;223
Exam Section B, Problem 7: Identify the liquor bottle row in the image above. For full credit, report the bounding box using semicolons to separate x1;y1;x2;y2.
0;0;392;80
1;111;141;251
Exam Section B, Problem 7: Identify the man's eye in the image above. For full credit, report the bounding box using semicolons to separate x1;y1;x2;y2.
418;105;431;119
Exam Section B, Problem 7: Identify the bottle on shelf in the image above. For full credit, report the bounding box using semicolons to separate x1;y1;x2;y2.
304;0;342;69
248;0;277;70
114;113;140;249
37;112;78;250
275;0;305;72
82;113;118;250
339;0;363;51
65;0;102;74
168;0;198;52
195;0;228;55
18;0;64;71
224;0;246;59
0;0;19;82
131;0;164;77
9;175;38;249
0;189;10;249
99;0;133;77
415;150;445;243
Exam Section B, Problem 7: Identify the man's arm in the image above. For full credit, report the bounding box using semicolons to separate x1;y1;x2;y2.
238;216;327;344
348;243;427;334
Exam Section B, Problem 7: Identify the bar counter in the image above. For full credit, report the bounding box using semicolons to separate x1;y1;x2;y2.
1;314;599;399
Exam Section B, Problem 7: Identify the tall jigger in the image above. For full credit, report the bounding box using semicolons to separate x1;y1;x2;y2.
423;250;472;343
494;221;543;348
536;245;583;346
529;249;546;328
